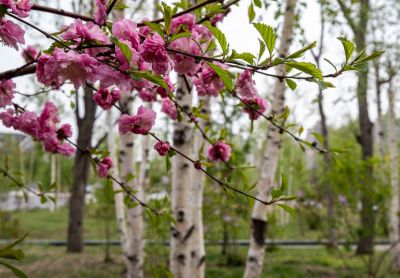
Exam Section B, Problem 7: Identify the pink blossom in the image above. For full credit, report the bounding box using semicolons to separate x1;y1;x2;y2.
161;98;177;120
156;76;175;98
193;63;225;97
94;0;107;25
207;141;231;162
93;87;121;110
236;69;258;98
38;101;59;134
11;111;41;139
154;141;170;156
58;124;73;138
36;48;98;89
210;13;225;26
170;37;201;75
0;108;14;127
192;25;213;42
0;18;25;50
140;35;172;75
0;79;16;108
112;19;140;50
0;0;32;18
61;19;109;44
57;143;75;156
0;103;74;156
170;14;196;33
22;45;38;62
118;105;156;135
242;95;269;120
138;88;157;102
115;40;140;70
97;157;113;178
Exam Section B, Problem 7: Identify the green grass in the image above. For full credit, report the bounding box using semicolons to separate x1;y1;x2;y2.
0;245;397;278
1;208;398;277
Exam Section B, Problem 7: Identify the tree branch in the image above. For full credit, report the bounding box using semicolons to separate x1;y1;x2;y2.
336;0;358;33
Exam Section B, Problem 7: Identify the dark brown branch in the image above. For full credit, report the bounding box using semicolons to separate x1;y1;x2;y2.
31;4;95;22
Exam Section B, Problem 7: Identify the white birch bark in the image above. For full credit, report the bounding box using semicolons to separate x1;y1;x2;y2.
386;81;400;270
107;109;129;256
190;97;210;278
170;75;194;278
244;1;296;277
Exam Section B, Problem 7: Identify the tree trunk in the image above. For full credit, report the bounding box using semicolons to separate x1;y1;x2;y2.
354;0;374;255
190;97;210;278
118;94;145;278
170;74;194;278
67;86;97;253
386;81;400;270
244;1;296;277
317;89;336;247
107;109;129;256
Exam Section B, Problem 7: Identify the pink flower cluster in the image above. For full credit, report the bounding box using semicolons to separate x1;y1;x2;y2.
235;70;269;120
94;0;107;25
93;87;121;110
193;63;226;97
22;45;38;62
97;157;113;178
0;18;25;49
0;79;16;108
154;141;170;156
0;102;75;156
0;0;32;17
208;141;231;162
119;106;156;135
36;48;98;89
242;95;269;120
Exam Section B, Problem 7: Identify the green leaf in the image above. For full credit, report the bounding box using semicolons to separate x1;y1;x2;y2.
162;3;173;35
285;61;323;80
111;38;132;65
323;58;337;72
203;22;229;55
0;234;28;261
354;51;385;64
257;39;266;61
271;189;283;199
166;156;172;172
104;179;115;202
248;3;255;23
285;79;297;90
131;71;168;89
0;261;27;278
315;79;335;90
228;50;256;65
40;195;47;204
277;203;296;218
206;62;233;91
253;0;262;8
298;126;304;136
338;37;355;63
280;174;288;192
143;21;164;38
253;23;276;58
286;41;317;59
311;132;324;145
170;31;192;42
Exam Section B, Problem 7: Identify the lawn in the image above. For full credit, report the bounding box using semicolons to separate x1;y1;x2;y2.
1;208;398;277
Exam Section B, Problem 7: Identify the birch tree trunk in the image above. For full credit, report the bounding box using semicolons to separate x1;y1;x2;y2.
170;74;194;278
386;81;400;270
190;97;210;278
107;109;129;256
244;1;296;277
119;94;144;278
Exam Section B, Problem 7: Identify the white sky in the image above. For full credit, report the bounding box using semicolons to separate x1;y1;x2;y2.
0;0;397;140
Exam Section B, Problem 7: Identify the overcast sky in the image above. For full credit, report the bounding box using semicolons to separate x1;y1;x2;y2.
0;0;397;139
